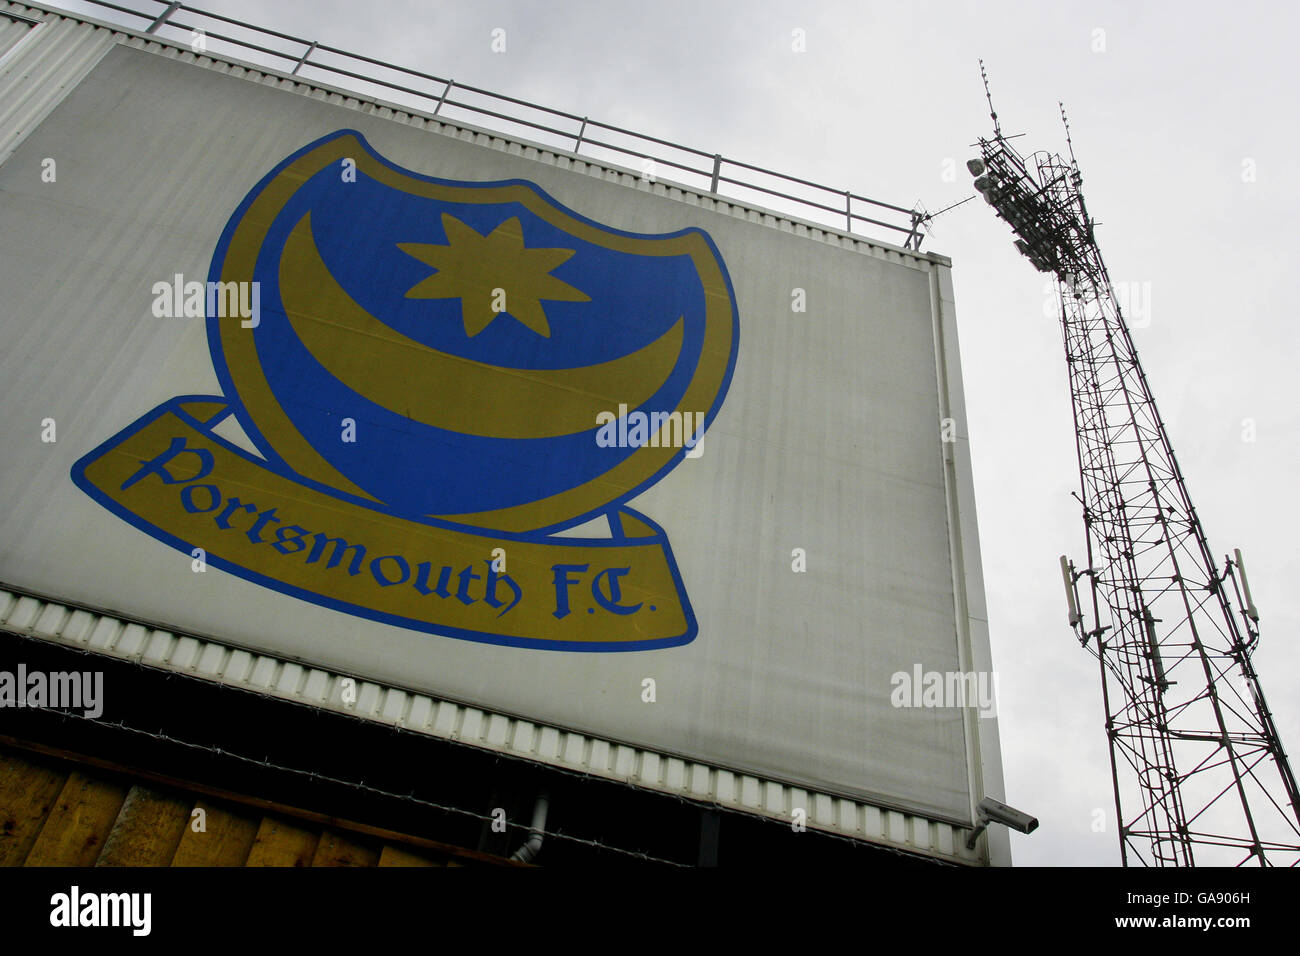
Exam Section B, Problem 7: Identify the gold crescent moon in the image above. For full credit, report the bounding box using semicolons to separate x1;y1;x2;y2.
278;213;685;440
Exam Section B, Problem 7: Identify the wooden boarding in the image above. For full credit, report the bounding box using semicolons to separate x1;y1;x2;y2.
311;828;380;867
0;740;516;867
0;750;69;867
245;816;320;867
24;772;127;867
170;800;259;867
95;785;192;866
377;844;442;867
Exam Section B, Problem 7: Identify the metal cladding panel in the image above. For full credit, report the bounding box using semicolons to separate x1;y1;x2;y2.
0;22;999;844
0;9;116;165
0;12;34;57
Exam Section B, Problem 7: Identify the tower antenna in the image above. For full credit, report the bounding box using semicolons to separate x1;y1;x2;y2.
966;76;1300;866
980;59;1002;137
1059;101;1078;168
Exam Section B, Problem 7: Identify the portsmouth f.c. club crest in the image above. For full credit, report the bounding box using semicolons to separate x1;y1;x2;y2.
71;130;739;651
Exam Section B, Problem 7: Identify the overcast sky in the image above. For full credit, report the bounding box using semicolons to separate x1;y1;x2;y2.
48;0;1300;866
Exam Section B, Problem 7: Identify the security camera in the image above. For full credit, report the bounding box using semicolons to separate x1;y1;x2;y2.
977;797;1038;834
965;796;1039;850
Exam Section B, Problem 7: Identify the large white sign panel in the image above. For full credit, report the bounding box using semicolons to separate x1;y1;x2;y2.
0;46;985;821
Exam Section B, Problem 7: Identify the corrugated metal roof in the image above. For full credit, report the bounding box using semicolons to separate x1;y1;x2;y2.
0;9;36;58
0;7;115;165
1;585;979;864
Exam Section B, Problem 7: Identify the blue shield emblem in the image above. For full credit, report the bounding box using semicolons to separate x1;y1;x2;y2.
71;129;739;651
210;130;739;533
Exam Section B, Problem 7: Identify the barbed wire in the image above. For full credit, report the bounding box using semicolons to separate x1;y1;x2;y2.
11;704;690;867
0;622;960;867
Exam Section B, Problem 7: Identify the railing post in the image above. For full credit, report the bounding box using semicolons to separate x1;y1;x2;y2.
709;154;721;193
290;40;318;76
433;79;455;115
145;1;182;34
844;190;853;232
574;117;588;152
904;209;925;250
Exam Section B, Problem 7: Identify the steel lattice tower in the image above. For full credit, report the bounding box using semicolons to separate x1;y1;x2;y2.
967;67;1300;866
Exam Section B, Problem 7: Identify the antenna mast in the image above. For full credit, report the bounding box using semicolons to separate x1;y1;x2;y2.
967;67;1300;865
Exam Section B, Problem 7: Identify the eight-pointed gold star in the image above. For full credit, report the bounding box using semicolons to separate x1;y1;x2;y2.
398;213;590;337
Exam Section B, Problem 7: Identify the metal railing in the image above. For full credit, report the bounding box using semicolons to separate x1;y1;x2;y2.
42;0;930;249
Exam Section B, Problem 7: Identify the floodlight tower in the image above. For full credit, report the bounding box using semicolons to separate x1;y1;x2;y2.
968;63;1300;866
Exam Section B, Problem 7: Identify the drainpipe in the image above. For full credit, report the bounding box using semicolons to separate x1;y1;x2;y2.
510;790;549;863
